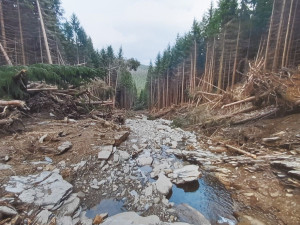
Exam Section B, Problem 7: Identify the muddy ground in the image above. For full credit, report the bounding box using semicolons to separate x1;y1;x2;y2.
0;111;300;225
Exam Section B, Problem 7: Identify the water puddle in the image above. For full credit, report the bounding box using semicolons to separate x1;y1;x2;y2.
168;174;237;225
85;198;126;218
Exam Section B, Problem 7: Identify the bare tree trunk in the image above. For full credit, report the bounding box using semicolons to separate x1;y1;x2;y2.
282;0;294;68
217;29;226;94
36;0;52;64
0;0;6;51
181;61;185;105
157;77;160;109
232;21;241;88
166;69;169;107
209;38;216;92
272;0;286;71
190;53;193;94
17;0;26;65
264;0;276;71
286;0;299;67
150;75;153;109
0;42;12;65
193;40;197;92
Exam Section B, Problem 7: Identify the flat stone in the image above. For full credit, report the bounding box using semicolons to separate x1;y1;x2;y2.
262;137;281;143
0;205;17;216
57;216;73;225
288;170;300;179
114;131;130;146
33;210;53;225
0;163;12;170
175;204;211;225
118;150;130;161
5;171;73;209
98;145;113;160
155;173;172;195
172;165;201;184
101;211;190;225
57;141;72;154
58;194;80;216
137;156;153;166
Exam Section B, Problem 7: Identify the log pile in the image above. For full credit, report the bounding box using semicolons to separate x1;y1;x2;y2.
192;59;300;127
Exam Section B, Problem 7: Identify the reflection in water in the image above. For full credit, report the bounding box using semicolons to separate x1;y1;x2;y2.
86;199;125;218
169;174;237;225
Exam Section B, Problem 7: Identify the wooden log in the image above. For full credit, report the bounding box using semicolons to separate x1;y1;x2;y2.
196;91;223;97
221;92;269;109
225;144;257;159
27;88;58;92
0;100;26;108
0;118;13;125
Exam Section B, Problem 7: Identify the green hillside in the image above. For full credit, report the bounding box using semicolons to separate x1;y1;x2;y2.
131;65;148;94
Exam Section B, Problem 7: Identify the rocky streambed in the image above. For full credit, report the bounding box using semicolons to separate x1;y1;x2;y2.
2;115;299;224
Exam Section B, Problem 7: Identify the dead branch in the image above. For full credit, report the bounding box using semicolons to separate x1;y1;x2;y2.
0;100;26;108
225;144;257;159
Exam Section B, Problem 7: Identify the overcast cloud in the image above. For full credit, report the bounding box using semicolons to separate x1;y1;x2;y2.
61;0;216;65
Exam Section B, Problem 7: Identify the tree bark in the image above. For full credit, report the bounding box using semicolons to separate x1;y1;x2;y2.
181;61;185;105
232;21;241;88
272;0;286;71
36;0;53;64
0;0;6;51
264;0;276;71
282;0;294;68
217;29;226;94
17;0;26;65
0;42;12;65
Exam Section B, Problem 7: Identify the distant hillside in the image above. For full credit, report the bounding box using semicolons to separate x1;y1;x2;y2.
131;65;148;94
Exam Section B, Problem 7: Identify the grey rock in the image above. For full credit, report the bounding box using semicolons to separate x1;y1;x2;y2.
0;205;17;216
0;163;12;170
118;150;130;161
175;204;210;225
101;212;190;225
172;165;201;184
155;173;172;195
33;210;53;225
57;141;72;154
57;216;73;225
98;145;113;160
58;194;80;216
5;171;73;209
137;156;153;166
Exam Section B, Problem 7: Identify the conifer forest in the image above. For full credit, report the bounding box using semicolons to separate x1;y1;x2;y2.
0;1;300;225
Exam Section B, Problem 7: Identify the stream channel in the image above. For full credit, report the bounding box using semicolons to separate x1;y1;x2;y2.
86;116;237;225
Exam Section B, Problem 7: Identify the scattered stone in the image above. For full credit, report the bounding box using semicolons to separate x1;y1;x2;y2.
57;141;72;155
175;204;211;225
172;165;201;184
155;173;172;195
0;205;17;216
33;210;53;225
137;156;153;166
0;163;12;170
5;171;73;209
45;157;53;163
118;151;130;161
4;155;10;162
39;134;48;143
239;215;265;225
57;216;73;225
58;194;80;216
98;145;113;160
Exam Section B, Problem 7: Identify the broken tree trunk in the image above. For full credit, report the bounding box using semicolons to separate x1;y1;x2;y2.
221;92;269;109
0;100;26;108
0;42;12;65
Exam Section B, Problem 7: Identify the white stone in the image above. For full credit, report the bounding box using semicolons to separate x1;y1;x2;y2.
155;173;172;195
33;210;53;225
136;156;153;166
172;165;201;184
57;216;73;225
98;145;113;160
58;194;80;216
57;141;72;154
0;206;17;216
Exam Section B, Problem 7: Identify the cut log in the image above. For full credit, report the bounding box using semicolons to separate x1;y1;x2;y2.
225;144;257;159
0;100;26;108
221;92;269;109
27;88;58;92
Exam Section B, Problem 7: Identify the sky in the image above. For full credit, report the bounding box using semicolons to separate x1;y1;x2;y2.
60;0;216;65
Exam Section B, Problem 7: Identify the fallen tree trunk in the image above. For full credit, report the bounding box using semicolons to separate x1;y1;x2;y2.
0;100;26;108
149;107;174;119
0;118;13;125
231;107;279;125
221;92;269;109
225;144;257;159
27;88;58;92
